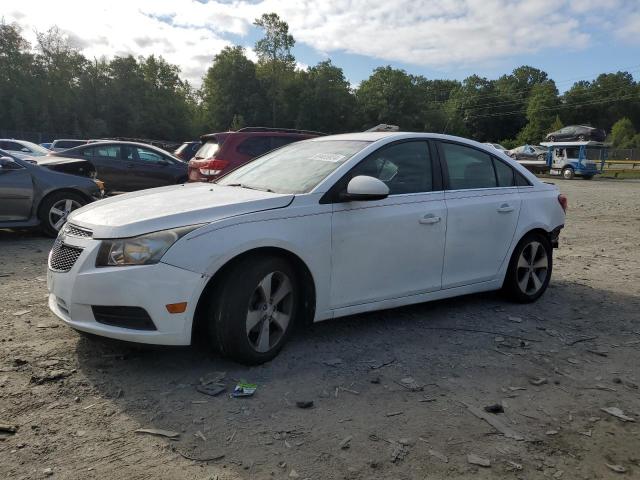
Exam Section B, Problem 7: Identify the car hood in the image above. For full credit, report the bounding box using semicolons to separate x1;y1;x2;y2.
68;183;294;238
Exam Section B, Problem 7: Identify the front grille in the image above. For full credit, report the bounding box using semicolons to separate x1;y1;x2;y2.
64;223;93;238
49;241;83;272
92;306;157;331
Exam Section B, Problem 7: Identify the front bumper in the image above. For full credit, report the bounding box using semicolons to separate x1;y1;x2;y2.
47;234;207;345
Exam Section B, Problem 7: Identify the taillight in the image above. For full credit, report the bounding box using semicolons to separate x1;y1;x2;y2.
198;159;229;177
558;194;568;212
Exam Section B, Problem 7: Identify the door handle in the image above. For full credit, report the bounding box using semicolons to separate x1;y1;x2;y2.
126;163;135;169
419;214;441;225
497;204;514;213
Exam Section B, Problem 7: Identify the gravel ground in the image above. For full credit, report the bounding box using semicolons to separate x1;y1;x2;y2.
1;178;639;480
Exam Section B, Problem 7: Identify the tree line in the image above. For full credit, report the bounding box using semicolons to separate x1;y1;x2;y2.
1;14;639;148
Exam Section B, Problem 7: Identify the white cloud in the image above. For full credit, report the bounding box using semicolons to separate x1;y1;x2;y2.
4;0;638;85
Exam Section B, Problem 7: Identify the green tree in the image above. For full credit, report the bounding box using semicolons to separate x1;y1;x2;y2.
295;60;355;132
201;46;265;131
610;118;636;147
356;66;421;130
549;114;563;132
516;82;559;144
254;13;296;126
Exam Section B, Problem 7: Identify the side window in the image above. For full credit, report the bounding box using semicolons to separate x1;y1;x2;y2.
237;136;272;157
515;171;531;186
93;145;120;159
80;147;94;158
3;141;23;151
349;141;432;195
135;147;165;164
440;142;497;190
493;158;515;187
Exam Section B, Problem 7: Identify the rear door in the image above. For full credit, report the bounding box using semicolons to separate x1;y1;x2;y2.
80;144;127;192
0;159;33;221
437;141;521;288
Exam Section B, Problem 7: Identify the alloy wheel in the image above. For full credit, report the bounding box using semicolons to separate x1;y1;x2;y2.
245;271;293;353
49;199;82;232
516;241;548;295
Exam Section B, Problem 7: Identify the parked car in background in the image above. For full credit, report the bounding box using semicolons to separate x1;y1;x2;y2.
40;142;53;150
0;139;51;159
174;141;201;162
50;139;88;152
545;125;605;142
0;149;102;236
45;141;187;194
47;132;565;364
507;144;549;173
188;127;323;182
483;142;509;155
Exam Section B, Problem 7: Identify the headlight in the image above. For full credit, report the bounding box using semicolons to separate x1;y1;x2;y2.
95;225;201;267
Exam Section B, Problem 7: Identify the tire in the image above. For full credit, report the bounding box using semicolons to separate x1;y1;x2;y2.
537;154;545;162
208;255;299;365
562;167;575;180
38;191;87;237
502;232;552;303
548;136;556;142
577;134;586;141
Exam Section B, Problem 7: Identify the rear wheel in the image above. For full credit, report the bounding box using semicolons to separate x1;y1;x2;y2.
503;233;552;303
208;256;299;364
548;136;556;142
562;166;575;180
578;134;586;141
38;191;87;237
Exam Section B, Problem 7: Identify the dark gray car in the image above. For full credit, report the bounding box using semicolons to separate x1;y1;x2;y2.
46;141;188;194
0;150;102;236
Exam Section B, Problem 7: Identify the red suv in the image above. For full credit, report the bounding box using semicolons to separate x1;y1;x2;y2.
187;127;322;182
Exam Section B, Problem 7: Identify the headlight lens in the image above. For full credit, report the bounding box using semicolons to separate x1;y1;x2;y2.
96;225;201;267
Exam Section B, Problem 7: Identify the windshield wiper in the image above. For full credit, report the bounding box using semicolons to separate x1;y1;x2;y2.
226;183;275;193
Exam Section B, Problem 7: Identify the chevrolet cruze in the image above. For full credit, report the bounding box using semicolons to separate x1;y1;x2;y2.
47;132;566;364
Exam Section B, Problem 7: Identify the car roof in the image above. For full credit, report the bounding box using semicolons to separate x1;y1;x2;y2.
309;132;500;148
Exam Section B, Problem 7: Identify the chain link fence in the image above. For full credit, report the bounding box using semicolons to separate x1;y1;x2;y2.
609;148;639;161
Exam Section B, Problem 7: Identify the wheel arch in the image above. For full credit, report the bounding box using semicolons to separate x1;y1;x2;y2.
191;246;317;344
36;187;94;218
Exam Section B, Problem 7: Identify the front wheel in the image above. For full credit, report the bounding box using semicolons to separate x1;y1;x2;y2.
38;191;87;237
562;167;575;180
208;256;299;364
503;233;552;303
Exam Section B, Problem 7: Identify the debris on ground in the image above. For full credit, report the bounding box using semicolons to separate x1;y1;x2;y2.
288;469;300;478
135;428;180;439
199;371;226;385
386;411;403;417
600;407;636;422
529;376;548;386
323;358;343;367
606;464;627;473
427;449;449;463
397;377;423;392
391;442;409;463
484;403;504;414
232;382;257;397
194;430;207;441
12;310;32;317
339;435;352;449
508;316;522;323
506;460;523;471
196;384;226;397
467;453;491;467
464;403;524;441
546;430;559;436
370;358;396;370
30;369;74;384
0;424;18;434
296;400;314;409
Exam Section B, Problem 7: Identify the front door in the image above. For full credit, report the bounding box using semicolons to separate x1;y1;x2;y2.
0;160;34;221
437;141;521;288
329;140;446;308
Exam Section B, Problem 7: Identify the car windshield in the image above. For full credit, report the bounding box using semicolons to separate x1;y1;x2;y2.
195;141;219;159
218;140;371;194
21;141;50;155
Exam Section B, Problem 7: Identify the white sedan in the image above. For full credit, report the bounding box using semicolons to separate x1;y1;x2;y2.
47;132;566;364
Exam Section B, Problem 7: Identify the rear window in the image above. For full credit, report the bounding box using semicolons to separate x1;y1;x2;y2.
237;136;272;157
195;141;219;159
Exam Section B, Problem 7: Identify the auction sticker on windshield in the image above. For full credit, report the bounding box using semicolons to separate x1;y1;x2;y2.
310;153;346;163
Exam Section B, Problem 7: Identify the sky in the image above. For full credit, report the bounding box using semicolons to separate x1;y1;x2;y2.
4;0;640;90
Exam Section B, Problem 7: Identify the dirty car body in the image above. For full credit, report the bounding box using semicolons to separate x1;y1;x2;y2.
47;133;566;364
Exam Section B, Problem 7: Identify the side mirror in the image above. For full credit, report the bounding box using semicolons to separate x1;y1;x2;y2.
341;175;389;201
